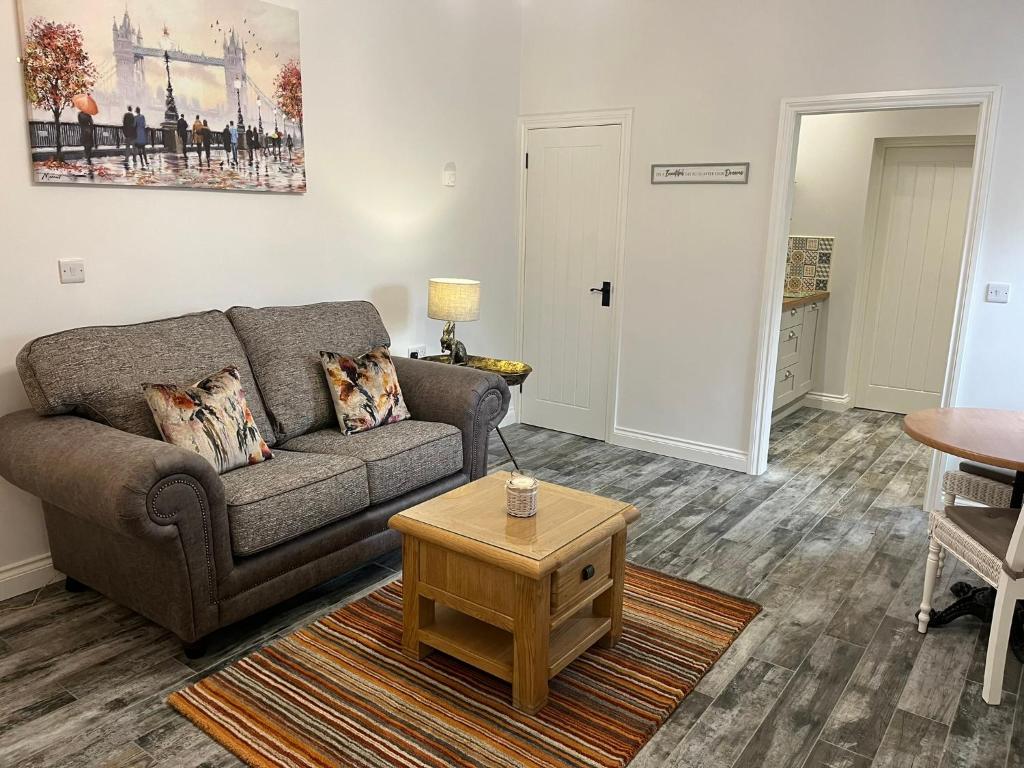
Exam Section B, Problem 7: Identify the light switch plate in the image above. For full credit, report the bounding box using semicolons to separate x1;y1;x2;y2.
58;258;85;284
986;282;1010;303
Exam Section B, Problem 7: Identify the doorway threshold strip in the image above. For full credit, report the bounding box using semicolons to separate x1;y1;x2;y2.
168;565;760;768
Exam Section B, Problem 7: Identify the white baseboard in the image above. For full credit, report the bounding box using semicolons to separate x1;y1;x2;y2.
803;391;853;412
610;426;749;473
0;553;58;601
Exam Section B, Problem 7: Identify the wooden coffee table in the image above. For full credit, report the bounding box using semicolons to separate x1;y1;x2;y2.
388;472;639;713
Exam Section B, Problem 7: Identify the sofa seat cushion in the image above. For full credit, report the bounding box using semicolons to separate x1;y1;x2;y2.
221;450;369;556
282;420;462;504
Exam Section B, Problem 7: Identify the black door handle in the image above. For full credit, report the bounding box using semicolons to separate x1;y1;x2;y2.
589;281;611;307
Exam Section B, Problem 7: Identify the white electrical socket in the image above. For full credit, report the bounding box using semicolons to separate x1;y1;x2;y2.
408;344;427;359
58;258;85;284
986;282;1011;303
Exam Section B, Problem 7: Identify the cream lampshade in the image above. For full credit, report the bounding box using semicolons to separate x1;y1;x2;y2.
427;278;480;364
428;278;480;322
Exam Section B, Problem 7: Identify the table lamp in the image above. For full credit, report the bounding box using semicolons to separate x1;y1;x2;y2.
427;278;480;365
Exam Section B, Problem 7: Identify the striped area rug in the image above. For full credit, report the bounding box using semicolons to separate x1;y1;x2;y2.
168;565;759;767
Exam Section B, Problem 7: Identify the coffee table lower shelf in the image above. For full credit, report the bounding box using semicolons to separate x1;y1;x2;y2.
418;604;612;682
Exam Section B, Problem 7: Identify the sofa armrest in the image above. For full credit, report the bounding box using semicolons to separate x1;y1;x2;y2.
0;409;234;641
0;409;226;538
393;357;510;479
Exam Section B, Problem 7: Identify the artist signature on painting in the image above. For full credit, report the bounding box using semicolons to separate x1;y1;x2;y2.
40;170;90;180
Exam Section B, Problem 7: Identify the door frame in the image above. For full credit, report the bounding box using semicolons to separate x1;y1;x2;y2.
849;135;977;412
514;108;634;441
748;87;1001;515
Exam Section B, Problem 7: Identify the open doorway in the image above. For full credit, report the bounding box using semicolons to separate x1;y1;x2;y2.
748;88;1000;513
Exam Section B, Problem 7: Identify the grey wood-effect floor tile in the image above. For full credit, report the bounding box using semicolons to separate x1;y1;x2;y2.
697;610;786;698
665;657;793;768
820;616;926;758
733;634;864;768
785;415;903;529
801;740;871;768
639;494;765;573
747;579;801;611
899;621;980;725
825;550;915;647
829;433;920;522
681;526;804;598
1007;690;1024;768
629;690;713;768
872;708;949;768
940;680;1015;768
0;656;194;765
136;713;245;767
754;522;884;670
725;417;887;543
768;515;855;588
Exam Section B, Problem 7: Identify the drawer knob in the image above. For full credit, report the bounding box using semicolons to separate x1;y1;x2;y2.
784;370;793;379
790;309;798;315
810;302;817;310
581;564;595;581
788;330;796;339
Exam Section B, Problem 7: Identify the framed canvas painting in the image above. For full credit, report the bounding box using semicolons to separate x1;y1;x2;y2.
17;0;305;193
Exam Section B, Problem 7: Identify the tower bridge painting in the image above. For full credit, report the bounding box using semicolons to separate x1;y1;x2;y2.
18;0;306;193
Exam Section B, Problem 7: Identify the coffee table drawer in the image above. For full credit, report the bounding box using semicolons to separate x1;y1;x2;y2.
551;539;612;613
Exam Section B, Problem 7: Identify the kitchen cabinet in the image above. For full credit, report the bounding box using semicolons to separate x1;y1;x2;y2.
773;294;827;412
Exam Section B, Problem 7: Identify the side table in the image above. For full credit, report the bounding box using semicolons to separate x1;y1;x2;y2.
421;354;533;471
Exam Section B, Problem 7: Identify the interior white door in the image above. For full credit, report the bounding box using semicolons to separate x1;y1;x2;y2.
520;125;622;439
856;143;974;414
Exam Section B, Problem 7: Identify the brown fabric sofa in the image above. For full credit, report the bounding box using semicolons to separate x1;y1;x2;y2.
0;301;509;654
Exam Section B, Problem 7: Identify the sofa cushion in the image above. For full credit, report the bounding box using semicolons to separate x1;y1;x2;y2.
227;302;391;442
320;347;410;434
221;450;369;556
16;310;275;445
282;420;462;504
143;367;273;474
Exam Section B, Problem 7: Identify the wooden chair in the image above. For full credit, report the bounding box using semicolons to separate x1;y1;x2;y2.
918;504;1024;704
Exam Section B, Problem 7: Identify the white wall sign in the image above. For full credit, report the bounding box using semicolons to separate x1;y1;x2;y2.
651;162;750;184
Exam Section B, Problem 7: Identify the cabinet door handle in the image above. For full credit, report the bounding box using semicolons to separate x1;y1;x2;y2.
788;330;796;340
790;309;798;316
783;370;793;379
581;564;595;581
810;302;818;311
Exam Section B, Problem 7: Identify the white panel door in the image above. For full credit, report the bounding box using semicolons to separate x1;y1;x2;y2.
521;125;622;439
856;143;974;414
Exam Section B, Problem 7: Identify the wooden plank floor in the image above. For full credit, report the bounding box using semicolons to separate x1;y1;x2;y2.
0;407;1017;766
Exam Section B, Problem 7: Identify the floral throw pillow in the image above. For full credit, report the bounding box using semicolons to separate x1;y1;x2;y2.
142;366;273;474
319;346;411;435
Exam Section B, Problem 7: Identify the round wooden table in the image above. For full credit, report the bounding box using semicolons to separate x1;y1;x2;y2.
903;407;1024;649
903;408;1024;507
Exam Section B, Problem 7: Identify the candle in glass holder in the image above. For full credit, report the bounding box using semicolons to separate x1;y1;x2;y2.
506;471;538;517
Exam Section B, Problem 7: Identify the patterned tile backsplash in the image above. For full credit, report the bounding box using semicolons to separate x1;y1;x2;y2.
786;236;833;294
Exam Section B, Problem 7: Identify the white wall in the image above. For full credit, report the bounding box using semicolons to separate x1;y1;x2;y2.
0;0;523;597
790;107;979;401
520;0;1024;467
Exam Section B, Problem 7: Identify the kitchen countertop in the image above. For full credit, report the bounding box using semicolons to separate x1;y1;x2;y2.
782;291;829;312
